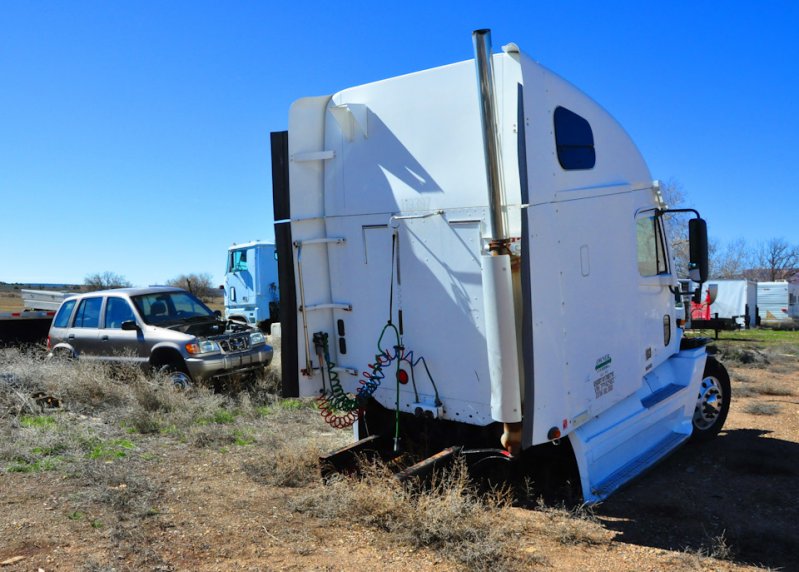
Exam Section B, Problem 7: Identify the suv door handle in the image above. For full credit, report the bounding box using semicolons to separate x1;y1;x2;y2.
101;335;109;341
68;334;75;340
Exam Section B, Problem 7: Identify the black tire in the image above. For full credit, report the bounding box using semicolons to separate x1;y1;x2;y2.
690;356;730;441
158;363;192;389
49;348;75;362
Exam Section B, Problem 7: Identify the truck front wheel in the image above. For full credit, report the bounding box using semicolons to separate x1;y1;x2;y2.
691;357;730;441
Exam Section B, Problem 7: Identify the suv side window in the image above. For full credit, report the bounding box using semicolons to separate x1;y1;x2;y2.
104;297;136;329
73;297;103;328
53;299;77;328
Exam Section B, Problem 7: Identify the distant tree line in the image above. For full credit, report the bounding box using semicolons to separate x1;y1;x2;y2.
165;273;216;298
83;271;132;291
710;237;799;282
661;180;799;283
83;271;220;298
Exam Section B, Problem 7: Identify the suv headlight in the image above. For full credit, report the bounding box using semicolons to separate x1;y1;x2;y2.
249;331;266;346
185;340;221;355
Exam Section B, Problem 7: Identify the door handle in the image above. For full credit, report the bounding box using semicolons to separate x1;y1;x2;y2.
101;335;109;341
68;334;75;340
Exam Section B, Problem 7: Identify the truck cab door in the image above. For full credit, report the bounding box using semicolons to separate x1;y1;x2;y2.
226;247;255;316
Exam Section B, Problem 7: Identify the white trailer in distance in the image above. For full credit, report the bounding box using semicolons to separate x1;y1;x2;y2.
757;280;799;326
271;30;729;503
689;279;758;336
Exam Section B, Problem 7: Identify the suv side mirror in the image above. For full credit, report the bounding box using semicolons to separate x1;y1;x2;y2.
688;218;708;283
121;320;139;331
214;310;222;319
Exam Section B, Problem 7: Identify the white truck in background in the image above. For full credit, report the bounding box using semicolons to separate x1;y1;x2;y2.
271;30;729;503
223;241;280;331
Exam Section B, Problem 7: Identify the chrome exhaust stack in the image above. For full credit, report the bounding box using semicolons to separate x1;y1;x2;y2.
472;29;522;454
472;28;509;252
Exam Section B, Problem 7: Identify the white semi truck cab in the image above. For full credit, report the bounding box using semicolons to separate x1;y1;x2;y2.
223;241;280;331
271;30;729;502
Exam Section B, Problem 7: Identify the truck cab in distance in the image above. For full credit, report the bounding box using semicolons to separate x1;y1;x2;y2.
224;241;280;331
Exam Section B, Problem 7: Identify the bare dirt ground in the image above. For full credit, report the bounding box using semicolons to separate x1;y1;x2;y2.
0;291;24;313
1;333;797;571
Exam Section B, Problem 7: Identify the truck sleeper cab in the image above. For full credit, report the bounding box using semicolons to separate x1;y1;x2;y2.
274;31;729;502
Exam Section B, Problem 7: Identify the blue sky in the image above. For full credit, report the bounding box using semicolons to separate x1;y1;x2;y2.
1;1;797;287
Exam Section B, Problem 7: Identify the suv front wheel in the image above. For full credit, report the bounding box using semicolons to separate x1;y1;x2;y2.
159;364;192;388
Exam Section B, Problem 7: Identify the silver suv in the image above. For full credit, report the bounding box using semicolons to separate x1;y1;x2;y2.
47;287;273;386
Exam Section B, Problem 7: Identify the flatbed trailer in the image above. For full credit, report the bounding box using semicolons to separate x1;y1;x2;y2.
0;311;55;345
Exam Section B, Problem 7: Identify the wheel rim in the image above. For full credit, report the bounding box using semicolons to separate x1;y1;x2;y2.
694;375;723;431
168;371;191;388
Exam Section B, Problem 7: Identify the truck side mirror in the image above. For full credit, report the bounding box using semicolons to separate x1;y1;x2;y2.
688;218;708;283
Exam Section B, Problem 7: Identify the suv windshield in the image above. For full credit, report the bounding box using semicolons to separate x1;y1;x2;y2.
132;291;215;326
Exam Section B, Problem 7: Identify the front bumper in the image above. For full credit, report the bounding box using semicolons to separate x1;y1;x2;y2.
185;344;273;381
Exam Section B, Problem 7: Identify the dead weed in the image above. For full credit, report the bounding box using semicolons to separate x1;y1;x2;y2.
290;461;548;571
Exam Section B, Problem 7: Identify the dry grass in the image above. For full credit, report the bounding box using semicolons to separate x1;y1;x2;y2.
718;341;799;373
766;363;797;375
260;334;283;395
742;402;782;416
757;381;794;396
76;460;159;517
282;458;609;570
537;503;606;547
4;338;781;570
728;367;794;398
0;347;269;474
730;369;755;383
289;461;558;571
73;461;169;570
0;291;23;312
716;347;770;368
732;383;758;398
677;530;735;563
244;438;329;487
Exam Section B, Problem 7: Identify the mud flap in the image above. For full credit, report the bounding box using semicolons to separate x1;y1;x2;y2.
319;435;388;480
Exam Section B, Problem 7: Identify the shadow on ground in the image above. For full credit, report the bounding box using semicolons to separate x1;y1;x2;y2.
596;429;799;570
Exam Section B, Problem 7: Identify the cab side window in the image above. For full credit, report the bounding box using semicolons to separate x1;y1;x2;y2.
636;214;669;276
104;297;136;329
229;249;248;272
53;299;77;328
73;297;103;328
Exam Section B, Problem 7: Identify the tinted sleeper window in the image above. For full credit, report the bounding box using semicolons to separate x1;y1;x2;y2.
554;106;596;170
